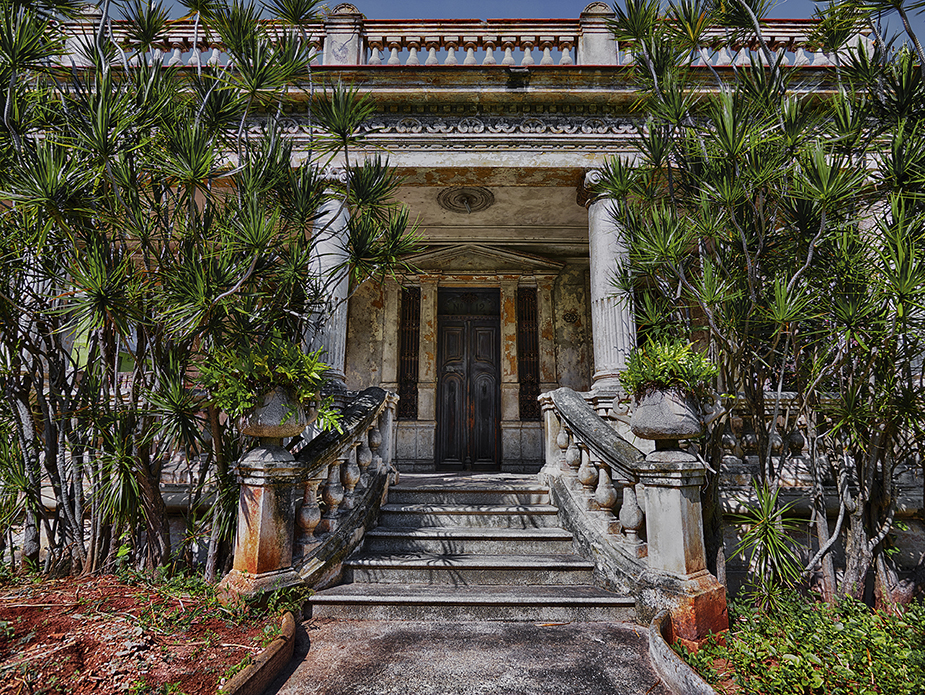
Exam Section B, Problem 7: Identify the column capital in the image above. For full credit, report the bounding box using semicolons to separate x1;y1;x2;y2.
577;169;605;208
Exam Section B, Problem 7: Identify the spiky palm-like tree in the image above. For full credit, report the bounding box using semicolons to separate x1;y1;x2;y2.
0;0;419;577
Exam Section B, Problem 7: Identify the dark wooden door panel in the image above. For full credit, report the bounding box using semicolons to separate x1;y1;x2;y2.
436;301;500;471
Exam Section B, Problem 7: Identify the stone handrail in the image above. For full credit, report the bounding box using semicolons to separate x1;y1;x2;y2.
57;8;864;71
219;386;397;599
539;387;648;558
292;387;398;587
540;387;728;646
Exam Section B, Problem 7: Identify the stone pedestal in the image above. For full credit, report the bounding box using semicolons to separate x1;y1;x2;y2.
218;445;303;600
578;3;619;65
323;4;364;66
636;449;728;647
586;172;636;400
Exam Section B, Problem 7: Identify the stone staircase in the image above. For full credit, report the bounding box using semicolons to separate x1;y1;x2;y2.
309;473;635;622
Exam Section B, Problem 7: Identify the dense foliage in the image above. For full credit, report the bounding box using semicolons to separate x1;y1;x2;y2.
681;594;925;695
606;0;925;602
619;338;718;401
0;0;418;578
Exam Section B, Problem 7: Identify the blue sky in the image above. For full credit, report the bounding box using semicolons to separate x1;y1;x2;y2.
159;1;925;45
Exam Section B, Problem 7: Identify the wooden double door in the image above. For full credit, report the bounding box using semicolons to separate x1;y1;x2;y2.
435;289;501;471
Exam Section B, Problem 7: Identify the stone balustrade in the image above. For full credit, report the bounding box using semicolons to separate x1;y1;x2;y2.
219;386;397;599
58;7;869;71
540;387;728;648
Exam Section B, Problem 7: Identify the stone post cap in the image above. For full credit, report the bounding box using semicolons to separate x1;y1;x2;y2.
580;2;616;18
331;3;362;15
636;450;706;486
236;444;303;484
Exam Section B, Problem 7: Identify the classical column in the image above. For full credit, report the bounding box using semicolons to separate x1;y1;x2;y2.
586;170;636;397
308;187;350;388
380;281;401;392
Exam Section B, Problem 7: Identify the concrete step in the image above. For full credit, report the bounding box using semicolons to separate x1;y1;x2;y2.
378;504;560;529
363;527;575;555
309;584;635;622
389;474;550;506
388;488;550;506
344;553;594;585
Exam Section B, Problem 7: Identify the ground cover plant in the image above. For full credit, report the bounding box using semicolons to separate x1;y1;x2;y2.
678;593;925;695
0;570;305;694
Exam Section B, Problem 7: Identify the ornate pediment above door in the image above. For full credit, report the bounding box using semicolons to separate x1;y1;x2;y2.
403;244;564;278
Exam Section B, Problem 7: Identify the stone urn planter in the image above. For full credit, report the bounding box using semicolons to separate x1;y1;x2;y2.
236;385;317;439
630;388;704;442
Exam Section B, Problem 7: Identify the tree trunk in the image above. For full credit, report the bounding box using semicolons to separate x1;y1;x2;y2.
841;508;872;599
204;406;228;583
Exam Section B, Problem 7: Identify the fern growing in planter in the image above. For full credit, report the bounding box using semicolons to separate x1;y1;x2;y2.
200;330;339;432
620;338;718;402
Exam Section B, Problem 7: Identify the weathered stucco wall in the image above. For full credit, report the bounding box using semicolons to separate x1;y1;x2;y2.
344;281;386;391
553;262;593;391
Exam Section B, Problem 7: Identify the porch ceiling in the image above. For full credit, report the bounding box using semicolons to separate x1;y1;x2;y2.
395;184;590;261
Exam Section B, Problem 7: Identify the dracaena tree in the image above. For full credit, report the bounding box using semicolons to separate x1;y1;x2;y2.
0;0;419;578
604;0;925;604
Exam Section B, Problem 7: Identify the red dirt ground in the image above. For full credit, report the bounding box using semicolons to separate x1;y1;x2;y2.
0;574;275;695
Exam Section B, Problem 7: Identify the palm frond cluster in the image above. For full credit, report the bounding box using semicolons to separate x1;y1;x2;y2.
0;0;420;577
605;0;925;604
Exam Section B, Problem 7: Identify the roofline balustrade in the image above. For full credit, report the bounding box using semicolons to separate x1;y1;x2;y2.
58;4;870;71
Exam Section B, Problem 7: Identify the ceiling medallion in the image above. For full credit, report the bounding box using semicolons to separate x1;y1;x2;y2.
437;186;495;214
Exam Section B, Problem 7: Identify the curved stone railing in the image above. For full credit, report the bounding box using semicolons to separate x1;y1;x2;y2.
540;387;728;646
56;5;863;72
218;386;397;599
540;388;647;552
292;387;398;588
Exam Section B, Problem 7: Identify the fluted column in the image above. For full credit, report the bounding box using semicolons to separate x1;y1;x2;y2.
308;187;350;387
586;171;636;396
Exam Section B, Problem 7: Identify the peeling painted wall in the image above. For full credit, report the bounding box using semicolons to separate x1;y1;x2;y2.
344;281;386;391
554;262;593;391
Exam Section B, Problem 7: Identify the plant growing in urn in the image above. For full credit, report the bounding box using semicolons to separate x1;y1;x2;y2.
620;339;717;443
200;331;339;440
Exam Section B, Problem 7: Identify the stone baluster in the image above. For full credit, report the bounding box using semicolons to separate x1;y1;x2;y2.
559;40;574;65
368;423;384;472
540;38;555;65
424;38;440;65
368;40;384;65
164;45;180;66
296;469;327;554
577;445;598;499
618;481;645;549
556;420;570;471
715;46;732;65
565;435;581;475
595;463;619;533
445;40;459;65
520;38;535;66
482;38;497;65
501;38;516;65
407;40;421;65
387;39;402;65
793;46;810;66
463;39;478;65
207;47;221;66
340;442;361;510
318;456;345;534
357;430;374;487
